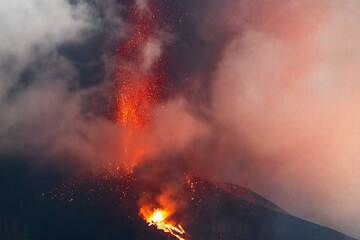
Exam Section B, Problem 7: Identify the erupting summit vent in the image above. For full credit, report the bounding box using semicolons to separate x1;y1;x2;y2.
114;1;187;239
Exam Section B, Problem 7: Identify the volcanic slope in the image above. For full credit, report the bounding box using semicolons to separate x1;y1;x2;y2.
184;178;355;240
0;162;356;240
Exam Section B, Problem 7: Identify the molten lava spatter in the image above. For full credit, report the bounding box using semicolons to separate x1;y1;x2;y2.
115;1;187;239
116;1;163;129
116;0;164;170
140;206;187;240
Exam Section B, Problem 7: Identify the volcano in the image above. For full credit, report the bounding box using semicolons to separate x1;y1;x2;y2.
0;161;355;240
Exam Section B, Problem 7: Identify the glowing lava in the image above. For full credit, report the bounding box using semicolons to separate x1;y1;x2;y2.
115;1;188;239
115;0;164;170
116;0;163;130
140;207;187;240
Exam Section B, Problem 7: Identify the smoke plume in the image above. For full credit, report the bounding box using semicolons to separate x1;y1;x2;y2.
0;0;126;167
201;0;360;237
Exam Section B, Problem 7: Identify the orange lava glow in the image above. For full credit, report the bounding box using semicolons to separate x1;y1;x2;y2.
116;1;164;170
115;1;186;239
140;206;187;240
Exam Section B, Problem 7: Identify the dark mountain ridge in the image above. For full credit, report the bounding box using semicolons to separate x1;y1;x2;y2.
0;160;356;240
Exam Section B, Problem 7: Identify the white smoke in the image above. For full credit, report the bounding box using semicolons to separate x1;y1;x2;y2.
0;0;125;166
0;0;92;90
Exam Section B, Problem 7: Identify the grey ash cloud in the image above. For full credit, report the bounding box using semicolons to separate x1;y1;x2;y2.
0;0;124;164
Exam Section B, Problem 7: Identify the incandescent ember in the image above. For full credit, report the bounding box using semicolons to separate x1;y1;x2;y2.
115;1;187;239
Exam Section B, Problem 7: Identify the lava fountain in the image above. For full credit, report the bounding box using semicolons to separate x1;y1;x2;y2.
115;1;187;239
116;0;164;170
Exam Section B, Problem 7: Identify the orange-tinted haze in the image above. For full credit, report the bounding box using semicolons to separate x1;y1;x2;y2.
208;0;360;237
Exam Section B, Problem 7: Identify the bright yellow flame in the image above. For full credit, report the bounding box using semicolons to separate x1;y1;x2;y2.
140;207;187;240
150;209;168;223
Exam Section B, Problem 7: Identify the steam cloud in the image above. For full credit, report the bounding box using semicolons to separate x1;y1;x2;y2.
0;0;90;148
0;0;123;165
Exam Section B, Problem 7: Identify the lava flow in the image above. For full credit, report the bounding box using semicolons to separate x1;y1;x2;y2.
140;206;187;240
115;1;187;239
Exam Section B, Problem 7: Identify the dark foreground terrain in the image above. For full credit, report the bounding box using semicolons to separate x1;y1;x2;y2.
0;157;356;240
